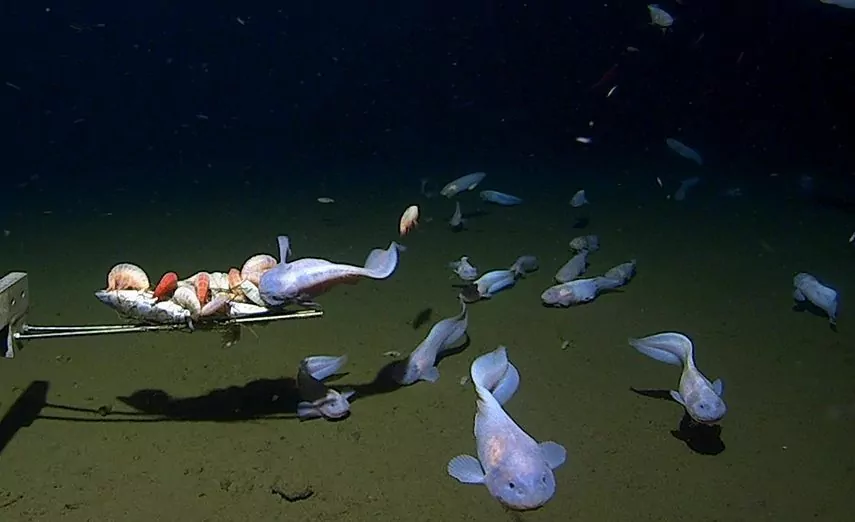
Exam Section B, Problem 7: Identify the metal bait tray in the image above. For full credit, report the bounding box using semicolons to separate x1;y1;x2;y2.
1;272;323;358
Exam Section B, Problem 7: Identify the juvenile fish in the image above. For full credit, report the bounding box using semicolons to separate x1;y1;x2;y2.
628;332;726;424
461;269;517;303
447;346;566;511
449;201;465;229
449;256;478;281
297;355;355;420
441;172;487;198
480;190;522;206
540;277;622;307
509;255;539;278
395;298;469;385
604;259;637;286
666;138;703;165
793;272;839;325
554;251;588;283
569;189;588;208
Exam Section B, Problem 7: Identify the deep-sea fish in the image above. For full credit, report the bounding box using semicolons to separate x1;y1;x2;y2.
540;277;622;307
674;176;701;201
449;256;479;281
460;270;516;303
628;332;726;424
480;190;522;206
447;346;566;511
604;260;637;286
569;234;599;253
259;236;401;307
793;272;839;325
449;201;465;229
297;355;355;420
95;289;192;325
820;0;855;8
665;138;703;165
395;298;469;385
509;255;539;277
648;4;674;29
554;251;588;283
569;189;588;208
441;172;487;198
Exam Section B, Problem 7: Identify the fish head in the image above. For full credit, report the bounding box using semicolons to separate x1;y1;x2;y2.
318;391;351;419
258;265;299;306
685;387;726;425
485;459;557;511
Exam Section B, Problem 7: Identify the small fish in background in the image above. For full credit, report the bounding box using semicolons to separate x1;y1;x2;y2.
509;255;539;278
554;250;589;283
540;276;622;307
848;231;855;243
665;138;703;166
674;176;701;201
575;136;592;144
628;332;727;425
793;272;839;325
604;259;637;286
399;205;419;236
461;270;517;303
316;197;335;204
440;172;487;198
297;355;355;421
569;234;599;253
449;201;466;229
820;0;855;9
447;346;566;511
648;4;674;32
395;298;469;385
480;190;523;206
449;256;479;281
420;177;436;198
569;189;588;207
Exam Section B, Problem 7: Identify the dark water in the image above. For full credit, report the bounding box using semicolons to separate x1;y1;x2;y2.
1;2;854;521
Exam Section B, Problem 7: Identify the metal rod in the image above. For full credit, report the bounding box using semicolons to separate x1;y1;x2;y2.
15;324;187;339
22;324;144;332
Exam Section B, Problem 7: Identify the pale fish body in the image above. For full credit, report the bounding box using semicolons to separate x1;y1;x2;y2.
628;332;726;424
259;236;401;306
95;290;192;325
480;190;522;206
447;346;566;511
540;277;622;307
297;355;355;420
463;269;516;302
441;172;487;198
569;234;599;252
569;189;588;208
396;298;468;385
793;272;839;325
666;138;703;165
449;201;466;229
554;251;588;283
674;176;701;201
648;4;674;27
604;259;637;286
449;256;479;281
509;255;539;278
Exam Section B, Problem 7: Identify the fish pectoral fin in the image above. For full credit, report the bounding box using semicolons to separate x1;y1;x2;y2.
793;289;806;301
669;390;686;406
420;366;440;383
296;402;323;420
712;378;724;397
447;455;485;484
341;389;357;401
539;441;567;470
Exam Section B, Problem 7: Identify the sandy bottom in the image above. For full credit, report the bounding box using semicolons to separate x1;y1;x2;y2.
1;166;854;522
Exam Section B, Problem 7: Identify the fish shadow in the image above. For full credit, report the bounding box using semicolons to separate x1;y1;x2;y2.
411;307;433;329
630;387;725;455
791;302;837;332
0;380;49;457
462;208;490;220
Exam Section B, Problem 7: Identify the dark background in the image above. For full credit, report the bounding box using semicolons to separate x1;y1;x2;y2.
1;1;853;188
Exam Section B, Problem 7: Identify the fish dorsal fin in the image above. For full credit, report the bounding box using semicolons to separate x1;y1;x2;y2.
276;236;292;263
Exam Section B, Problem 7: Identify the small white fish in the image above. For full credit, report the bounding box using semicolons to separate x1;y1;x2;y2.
647;4;674;28
575;137;592;144
317;197;335;204
849;231;854;243
606;85;617;98
656;177;663;187
569;189;588;207
666;138;703;166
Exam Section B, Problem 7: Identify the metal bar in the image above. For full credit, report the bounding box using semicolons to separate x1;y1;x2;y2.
15;323;188;339
22;324;145;332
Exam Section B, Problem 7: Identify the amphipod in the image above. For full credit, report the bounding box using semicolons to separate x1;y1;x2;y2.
240;254;277;285
106;263;150;291
399;205;419;236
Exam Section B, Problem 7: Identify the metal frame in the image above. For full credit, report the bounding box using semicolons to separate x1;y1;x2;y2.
1;272;323;358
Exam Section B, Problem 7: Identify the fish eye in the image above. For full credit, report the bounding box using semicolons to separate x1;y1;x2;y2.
508;482;516;489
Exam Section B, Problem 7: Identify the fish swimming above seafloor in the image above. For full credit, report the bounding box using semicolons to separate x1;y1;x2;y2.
449;201;465;229
297;355;355;421
648;4;674;30
569;189;588;208
628;332;726;425
447;346;566;511
441;172;487;198
258;235;402;307
480;190;522;206
666;138;703;166
395;298;469;385
674;176;701;201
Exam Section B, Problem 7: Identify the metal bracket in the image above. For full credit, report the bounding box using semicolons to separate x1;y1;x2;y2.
1;271;323;358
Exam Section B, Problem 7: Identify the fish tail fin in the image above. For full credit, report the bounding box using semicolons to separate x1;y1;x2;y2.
628;332;694;368
360;242;401;279
300;354;348;381
470;346;520;405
